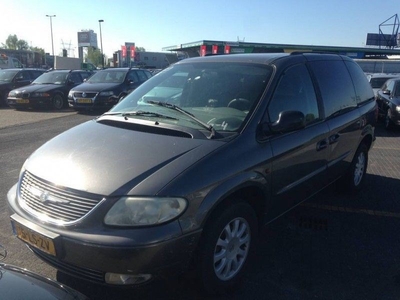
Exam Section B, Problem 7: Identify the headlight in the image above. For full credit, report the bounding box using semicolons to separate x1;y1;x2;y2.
104;197;187;226
99;91;114;97
68;91;73;98
31;92;50;97
396;106;400;112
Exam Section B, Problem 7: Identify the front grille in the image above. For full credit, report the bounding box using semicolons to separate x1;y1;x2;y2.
31;247;105;283
73;92;97;98
19;171;104;224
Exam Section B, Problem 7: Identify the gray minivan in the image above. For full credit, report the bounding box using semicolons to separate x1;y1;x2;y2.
7;53;377;295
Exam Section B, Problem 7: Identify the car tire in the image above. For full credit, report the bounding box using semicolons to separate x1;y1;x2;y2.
197;201;257;295
52;94;65;110
343;143;368;194
385;108;394;130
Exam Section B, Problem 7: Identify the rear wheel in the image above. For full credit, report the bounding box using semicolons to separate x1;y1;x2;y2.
343;143;368;193
197;201;257;295
52;94;65;110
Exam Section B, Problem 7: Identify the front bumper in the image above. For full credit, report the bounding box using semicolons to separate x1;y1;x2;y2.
7;97;51;108
7;184;201;285
68;96;118;111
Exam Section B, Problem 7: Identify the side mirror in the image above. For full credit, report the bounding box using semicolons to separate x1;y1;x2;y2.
269;110;306;133
383;90;391;95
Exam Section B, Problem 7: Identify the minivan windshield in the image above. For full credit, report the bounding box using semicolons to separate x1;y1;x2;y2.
108;62;271;133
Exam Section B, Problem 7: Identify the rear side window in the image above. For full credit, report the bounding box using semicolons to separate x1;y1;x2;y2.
309;60;357;118
345;61;375;104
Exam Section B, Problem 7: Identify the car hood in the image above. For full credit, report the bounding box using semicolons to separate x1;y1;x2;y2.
23;119;224;196
0;263;88;299
72;82;122;92
17;84;61;93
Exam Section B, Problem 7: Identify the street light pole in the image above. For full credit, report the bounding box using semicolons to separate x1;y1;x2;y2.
98;19;104;68
46;15;56;59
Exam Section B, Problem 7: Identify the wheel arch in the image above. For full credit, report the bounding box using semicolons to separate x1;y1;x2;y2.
195;173;269;235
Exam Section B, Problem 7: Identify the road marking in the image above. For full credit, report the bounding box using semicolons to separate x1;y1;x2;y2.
301;202;400;218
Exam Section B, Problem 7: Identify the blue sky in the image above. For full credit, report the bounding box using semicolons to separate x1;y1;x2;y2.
1;0;399;58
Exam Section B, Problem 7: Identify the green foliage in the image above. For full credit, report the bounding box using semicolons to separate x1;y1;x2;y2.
136;46;146;52
85;46;105;67
1;34;45;54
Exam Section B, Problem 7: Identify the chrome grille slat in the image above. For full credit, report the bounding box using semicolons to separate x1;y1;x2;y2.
19;171;104;224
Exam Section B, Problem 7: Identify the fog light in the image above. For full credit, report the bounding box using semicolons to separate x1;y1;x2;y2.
105;273;152;285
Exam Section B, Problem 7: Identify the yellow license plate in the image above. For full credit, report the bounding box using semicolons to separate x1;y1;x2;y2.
12;221;56;256
16;99;29;103
77;98;92;103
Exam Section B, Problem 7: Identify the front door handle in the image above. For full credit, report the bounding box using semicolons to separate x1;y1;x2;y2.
316;139;328;151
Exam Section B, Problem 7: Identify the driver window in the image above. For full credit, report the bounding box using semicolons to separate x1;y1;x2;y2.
268;64;319;125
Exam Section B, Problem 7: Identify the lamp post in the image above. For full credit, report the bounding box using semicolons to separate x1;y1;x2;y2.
46;15;56;58
98;19;104;68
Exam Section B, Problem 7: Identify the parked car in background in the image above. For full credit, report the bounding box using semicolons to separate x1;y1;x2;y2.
366;73;400;97
376;77;400;129
68;67;152;111
7;69;93;110
7;53;376;295
0;68;45;106
0;244;88;299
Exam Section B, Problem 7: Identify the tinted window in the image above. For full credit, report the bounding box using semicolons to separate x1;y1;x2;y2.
136;70;148;82
127;71;139;82
268;64;319;125
68;72;83;84
144;70;152;79
309;60;356;118
15;71;30;80
345;61;374;104
80;72;92;81
29;70;45;79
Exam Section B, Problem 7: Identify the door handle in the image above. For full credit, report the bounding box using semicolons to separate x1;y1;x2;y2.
316;139;328;151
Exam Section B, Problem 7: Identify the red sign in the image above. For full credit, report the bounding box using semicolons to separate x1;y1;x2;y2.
200;45;206;56
130;46;136;59
121;45;127;58
212;45;218;54
224;45;231;54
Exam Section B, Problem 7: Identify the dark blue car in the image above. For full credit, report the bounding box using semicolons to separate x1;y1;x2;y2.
68;68;152;111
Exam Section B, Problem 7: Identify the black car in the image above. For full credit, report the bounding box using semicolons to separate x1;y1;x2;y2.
0;68;45;106
7;53;376;295
376;77;400;129
68;67;152;111
7;70;93;110
0;244;88;299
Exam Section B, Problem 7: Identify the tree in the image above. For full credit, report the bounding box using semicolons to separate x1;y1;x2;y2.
136;46;145;52
85;46;104;67
1;34;29;50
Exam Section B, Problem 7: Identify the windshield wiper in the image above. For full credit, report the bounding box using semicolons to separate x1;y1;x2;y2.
122;110;178;120
146;100;217;139
102;110;178;120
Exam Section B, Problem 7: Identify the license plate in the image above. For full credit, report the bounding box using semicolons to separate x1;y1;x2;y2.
16;99;29;103
11;220;56;256
77;98;92;103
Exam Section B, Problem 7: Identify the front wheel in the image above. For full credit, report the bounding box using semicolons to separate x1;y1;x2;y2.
197;201;257;295
52;94;65;110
